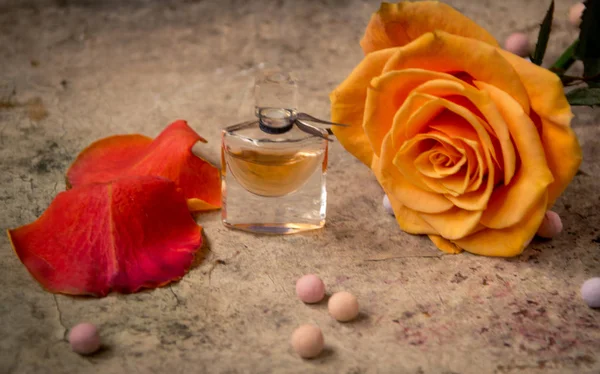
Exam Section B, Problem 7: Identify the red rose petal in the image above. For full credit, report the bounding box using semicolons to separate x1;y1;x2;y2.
66;120;221;211
7;176;202;297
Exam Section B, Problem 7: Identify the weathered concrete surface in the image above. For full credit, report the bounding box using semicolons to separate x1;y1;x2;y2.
0;0;598;373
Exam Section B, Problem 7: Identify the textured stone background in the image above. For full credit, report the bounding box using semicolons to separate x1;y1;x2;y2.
1;0;599;373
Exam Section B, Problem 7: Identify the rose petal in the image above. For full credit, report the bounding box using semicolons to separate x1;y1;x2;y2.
395;131;473;197
7;176;202;297
414;137;467;178
451;191;548;257
499;50;582;208
382;32;530;115
372;144;443;233
364;69;466;158
499;51;572;128
361;1;498;54
66;120;221;212
475;81;554;229
393;95;497;211
409;79;516;184
418;206;483;240
428;235;463;254
330;48;398;166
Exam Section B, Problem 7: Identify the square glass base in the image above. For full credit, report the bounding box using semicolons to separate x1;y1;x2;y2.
221;164;327;234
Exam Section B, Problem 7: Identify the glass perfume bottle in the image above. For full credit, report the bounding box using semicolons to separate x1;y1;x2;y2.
221;69;330;234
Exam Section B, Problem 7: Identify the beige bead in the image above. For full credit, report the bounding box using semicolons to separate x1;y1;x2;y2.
328;291;359;322
290;324;324;359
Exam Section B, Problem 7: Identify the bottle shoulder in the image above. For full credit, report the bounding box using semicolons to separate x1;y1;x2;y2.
223;120;328;148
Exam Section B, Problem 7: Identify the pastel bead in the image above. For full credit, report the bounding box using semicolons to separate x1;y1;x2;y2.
328;291;359;322
68;323;101;355
295;274;325;304
383;195;394;216
569;3;585;27
290;324;324;359
536;211;563;238
581;278;600;308
504;32;530;57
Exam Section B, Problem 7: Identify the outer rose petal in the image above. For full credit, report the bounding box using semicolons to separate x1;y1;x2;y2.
499;50;582;208
428;235;463;254
361;1;498;55
66;120;221;212
8;176;202;297
451;191;548;257
382;32;531;114
475;81;554;229
330;48;398;166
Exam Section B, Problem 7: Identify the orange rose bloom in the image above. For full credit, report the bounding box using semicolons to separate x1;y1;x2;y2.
330;1;582;257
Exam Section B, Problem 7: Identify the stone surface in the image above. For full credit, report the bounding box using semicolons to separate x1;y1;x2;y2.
1;0;599;373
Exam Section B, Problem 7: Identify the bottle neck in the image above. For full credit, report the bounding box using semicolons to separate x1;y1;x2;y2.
256;107;296;134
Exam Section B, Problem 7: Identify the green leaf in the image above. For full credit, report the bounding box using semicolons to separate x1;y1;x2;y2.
550;40;578;74
566;87;600;106
532;0;554;65
576;0;600;86
576;0;600;60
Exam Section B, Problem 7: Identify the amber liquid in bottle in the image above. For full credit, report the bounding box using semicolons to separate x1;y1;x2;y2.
224;149;325;197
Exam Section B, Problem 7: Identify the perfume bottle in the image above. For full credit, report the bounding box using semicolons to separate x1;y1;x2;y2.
221;69;330;234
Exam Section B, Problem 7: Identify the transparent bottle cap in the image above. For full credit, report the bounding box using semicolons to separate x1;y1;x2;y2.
254;68;298;133
254;68;298;112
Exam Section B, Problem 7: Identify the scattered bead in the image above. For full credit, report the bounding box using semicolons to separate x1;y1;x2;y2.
290;324;324;359
504;32;530;57
569;3;585;27
296;274;325;304
68;323;101;355
328;291;359;322
581;278;600;308
383;195;394;216
536;211;563;238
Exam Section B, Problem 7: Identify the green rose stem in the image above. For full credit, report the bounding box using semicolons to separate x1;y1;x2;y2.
550;40;578;78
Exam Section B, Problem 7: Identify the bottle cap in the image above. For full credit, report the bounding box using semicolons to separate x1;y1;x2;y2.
254;69;298;134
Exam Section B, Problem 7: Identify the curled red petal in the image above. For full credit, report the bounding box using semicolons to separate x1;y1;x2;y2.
66;120;221;211
7;176;202;297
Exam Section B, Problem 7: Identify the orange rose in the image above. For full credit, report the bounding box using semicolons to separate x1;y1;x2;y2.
330;1;582;257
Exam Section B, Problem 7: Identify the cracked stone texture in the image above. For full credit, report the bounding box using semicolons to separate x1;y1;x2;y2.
1;0;599;373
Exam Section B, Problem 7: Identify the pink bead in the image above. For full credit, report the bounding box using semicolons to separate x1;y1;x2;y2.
536;211;563;238
504;33;530;57
295;274;325;304
68;323;101;355
569;3;585;27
